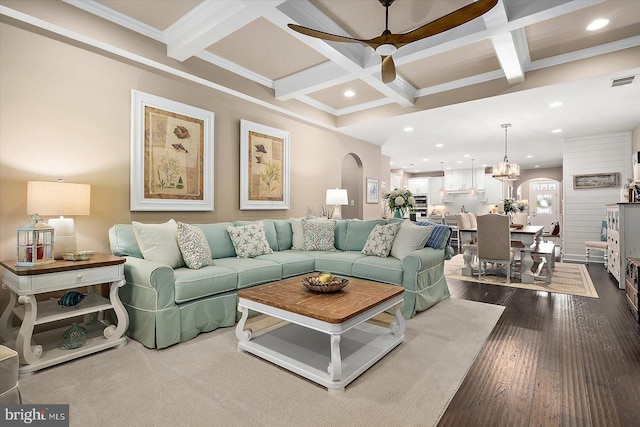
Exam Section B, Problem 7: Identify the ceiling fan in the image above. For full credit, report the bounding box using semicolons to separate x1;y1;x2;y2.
288;0;498;84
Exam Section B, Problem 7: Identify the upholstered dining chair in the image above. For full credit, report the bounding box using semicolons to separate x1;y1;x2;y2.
458;213;477;259
512;212;528;227
477;213;516;284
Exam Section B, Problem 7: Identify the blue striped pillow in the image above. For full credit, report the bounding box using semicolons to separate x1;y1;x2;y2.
416;221;452;250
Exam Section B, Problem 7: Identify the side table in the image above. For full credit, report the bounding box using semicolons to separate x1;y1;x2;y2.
0;254;128;377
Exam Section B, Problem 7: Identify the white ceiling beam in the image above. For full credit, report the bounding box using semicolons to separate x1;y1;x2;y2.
166;0;285;62
483;0;524;84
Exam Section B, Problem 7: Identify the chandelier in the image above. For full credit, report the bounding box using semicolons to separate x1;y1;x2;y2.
492;123;520;181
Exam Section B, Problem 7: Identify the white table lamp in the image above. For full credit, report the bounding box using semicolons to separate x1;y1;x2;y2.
27;180;91;259
326;189;348;220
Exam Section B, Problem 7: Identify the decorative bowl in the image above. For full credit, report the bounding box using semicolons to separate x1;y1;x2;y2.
302;275;349;293
62;251;95;261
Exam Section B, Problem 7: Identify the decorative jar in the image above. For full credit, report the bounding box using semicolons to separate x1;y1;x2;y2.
61;323;88;350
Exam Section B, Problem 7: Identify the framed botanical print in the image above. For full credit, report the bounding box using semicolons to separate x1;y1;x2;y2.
240;119;290;210
130;90;214;211
366;177;379;204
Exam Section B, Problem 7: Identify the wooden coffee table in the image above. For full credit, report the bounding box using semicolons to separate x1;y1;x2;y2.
235;275;405;394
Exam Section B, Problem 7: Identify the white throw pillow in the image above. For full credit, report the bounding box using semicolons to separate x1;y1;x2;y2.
390;221;434;260
290;218;304;250
361;222;401;257
132;219;185;268
226;222;273;258
176;222;211;269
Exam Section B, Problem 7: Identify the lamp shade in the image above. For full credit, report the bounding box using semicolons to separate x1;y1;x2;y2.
326;189;348;206
27;181;91;216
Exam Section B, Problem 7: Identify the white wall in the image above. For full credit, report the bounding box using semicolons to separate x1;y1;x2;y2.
563;132;632;262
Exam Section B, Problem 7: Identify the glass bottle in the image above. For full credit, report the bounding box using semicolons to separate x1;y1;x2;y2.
61;322;88;350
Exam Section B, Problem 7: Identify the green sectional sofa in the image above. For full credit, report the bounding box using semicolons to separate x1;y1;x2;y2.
109;218;452;349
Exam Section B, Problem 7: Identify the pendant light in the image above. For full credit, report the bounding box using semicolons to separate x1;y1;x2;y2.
469;158;477;195
492;123;520;181
439;162;445;203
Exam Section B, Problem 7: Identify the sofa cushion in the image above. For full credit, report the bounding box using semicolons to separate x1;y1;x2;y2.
256;251;315;278
173;265;237;303
212;258;282;289
109;224;143;258
234;220;278;252
227;223;274;258
345;220;386;251
132;219;185;268
333;220;348;251
390;220;433;260
302;218;336;251
290;218;304;249
352;256;404;285
177;222;211;269
196;223;236;259
273;220;293;251
314;251;365;276
361;222;401;257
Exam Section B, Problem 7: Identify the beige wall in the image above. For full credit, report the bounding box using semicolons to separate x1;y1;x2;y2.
0;21;387;273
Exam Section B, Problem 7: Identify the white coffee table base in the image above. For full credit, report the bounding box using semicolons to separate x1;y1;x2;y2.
236;296;405;394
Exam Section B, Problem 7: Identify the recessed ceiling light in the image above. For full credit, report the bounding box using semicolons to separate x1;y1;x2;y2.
534;165;540;168
549;101;563;108
464;154;471;158
586;18;610;31
552;129;563;134
526;155;533;158
436;143;444;148
456;160;463;164
344;90;355;97
423;158;429;161
404;126;413;132
445;167;451;170
481;164;487;167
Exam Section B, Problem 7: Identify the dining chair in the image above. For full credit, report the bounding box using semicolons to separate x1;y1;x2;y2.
512;212;528;227
477;214;516;284
457;213;476;257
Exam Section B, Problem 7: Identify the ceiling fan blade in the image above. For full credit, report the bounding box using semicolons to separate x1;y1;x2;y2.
288;24;365;44
381;55;396;84
389;0;498;47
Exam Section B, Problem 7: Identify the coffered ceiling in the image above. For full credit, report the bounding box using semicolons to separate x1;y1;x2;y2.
46;1;640;171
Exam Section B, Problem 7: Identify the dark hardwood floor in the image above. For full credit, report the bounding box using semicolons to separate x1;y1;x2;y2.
438;262;640;427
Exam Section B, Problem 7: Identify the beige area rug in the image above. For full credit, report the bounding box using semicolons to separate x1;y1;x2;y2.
18;298;504;427
445;254;599;298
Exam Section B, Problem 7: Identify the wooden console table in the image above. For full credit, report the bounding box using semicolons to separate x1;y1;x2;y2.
0;254;128;377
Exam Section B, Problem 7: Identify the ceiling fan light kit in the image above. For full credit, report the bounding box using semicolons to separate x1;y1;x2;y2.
288;0;498;84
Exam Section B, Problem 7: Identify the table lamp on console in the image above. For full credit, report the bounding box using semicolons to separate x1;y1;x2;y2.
26;179;91;259
326;188;348;220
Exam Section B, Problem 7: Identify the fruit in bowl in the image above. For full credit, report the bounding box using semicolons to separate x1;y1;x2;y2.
302;274;349;292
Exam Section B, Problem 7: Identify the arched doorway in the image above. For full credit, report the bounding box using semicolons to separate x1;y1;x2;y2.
340;153;363;219
516;178;562;231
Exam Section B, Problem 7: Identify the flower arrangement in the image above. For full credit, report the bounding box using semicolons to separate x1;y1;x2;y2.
502;197;525;214
382;188;415;217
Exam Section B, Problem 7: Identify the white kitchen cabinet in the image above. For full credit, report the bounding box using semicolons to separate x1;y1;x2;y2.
407;177;429;194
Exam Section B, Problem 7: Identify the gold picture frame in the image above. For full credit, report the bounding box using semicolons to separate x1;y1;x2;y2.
240;120;290;210
130;90;214;211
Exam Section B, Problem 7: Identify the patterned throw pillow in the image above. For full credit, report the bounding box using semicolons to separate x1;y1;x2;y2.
301;218;336;251
226;222;274;258
176;222;211;269
361;222;401;257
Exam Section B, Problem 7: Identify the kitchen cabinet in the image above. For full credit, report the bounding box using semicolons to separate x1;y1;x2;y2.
407;177;429;194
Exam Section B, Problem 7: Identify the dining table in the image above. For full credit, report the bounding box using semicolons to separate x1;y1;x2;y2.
458;225;544;284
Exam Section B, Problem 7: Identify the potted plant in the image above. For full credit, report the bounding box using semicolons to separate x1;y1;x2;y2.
382;188;415;218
